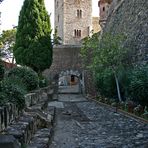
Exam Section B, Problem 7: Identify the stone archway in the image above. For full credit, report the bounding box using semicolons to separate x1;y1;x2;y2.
58;70;83;94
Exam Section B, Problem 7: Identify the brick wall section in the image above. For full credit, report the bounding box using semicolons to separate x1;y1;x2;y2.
104;0;148;64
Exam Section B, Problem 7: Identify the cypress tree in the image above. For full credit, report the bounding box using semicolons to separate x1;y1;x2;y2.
14;0;52;73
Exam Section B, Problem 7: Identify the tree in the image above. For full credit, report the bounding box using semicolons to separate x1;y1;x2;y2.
0;29;16;63
81;33;99;68
14;0;53;73
93;33;129;101
81;33;129;101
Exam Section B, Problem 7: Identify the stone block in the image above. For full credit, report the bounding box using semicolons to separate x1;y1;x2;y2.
25;94;32;107
0;135;20;148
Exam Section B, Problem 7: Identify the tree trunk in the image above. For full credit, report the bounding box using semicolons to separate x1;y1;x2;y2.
114;73;122;102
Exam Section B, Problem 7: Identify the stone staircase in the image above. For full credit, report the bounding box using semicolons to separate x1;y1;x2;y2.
0;86;55;148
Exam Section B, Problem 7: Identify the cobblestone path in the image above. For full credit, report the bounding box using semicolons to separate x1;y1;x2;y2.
49;94;148;148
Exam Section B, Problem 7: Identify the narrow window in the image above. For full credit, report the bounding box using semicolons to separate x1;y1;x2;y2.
103;7;105;11
77;30;79;37
74;29;77;37
58;15;59;22
77;10;79;18
79;30;81;37
80;10;82;18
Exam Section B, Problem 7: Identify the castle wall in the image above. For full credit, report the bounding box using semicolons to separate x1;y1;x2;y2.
104;0;148;64
43;45;83;78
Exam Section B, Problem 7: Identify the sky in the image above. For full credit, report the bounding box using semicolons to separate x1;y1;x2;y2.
0;0;99;32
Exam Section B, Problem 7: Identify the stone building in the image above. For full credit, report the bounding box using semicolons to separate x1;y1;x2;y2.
98;0;123;28
54;0;93;45
98;0;112;28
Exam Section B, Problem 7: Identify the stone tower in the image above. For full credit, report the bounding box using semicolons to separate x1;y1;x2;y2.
98;0;112;27
54;0;92;45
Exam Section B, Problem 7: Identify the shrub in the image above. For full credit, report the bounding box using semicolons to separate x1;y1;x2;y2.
0;92;8;106
0;77;27;109
7;66;39;91
95;68;117;98
38;74;48;88
128;65;148;106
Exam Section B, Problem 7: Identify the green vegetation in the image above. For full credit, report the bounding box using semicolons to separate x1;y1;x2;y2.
0;77;27;109
7;66;39;91
81;33;148;108
0;0;51;110
0;29;16;63
128;65;148;106
38;74;48;88
14;0;53;73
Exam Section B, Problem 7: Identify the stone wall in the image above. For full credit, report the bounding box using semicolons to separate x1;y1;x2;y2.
104;0;148;64
0;86;52;133
0;86;54;147
43;45;83;79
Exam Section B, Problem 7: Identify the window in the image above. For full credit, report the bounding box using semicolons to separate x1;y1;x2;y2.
74;29;77;37
77;9;82;18
74;29;81;37
80;10;82;18
103;7;105;11
58;15;59;22
78;30;81;37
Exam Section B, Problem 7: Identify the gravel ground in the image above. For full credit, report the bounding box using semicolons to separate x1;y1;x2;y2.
49;94;148;148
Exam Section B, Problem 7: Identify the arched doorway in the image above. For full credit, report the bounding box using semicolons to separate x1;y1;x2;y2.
58;70;82;94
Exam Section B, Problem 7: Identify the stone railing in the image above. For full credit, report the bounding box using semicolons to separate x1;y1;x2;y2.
0;85;55;147
25;86;53;107
0;103;19;132
0;85;53;133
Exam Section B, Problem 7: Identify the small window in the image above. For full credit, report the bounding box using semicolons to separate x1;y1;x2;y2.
103;7;105;11
80;10;82;18
77;9;82;18
74;29;81;37
74;29;77;37
58;15;59;22
78;30;81;37
77;10;79;17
